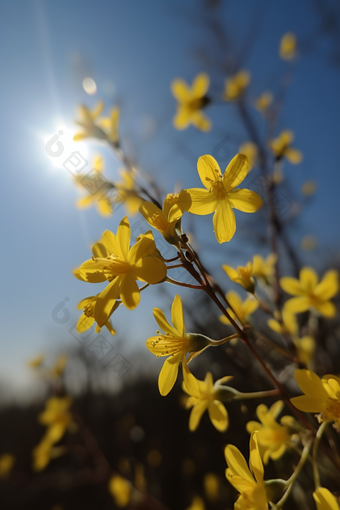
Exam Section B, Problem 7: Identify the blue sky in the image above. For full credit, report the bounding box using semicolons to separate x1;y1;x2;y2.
1;0;339;397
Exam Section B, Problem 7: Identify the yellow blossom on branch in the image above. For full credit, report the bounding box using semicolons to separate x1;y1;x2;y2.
0;454;15;478
255;91;273;113
171;73;211;131
279;33;297;60
291;370;340;427
225;432;269;509
268;309;315;365
114;169;144;216
77;295;117;335
74;217;167;322
223;262;255;293
246;401;296;464
38;396;75;444
139;190;191;245
270;130;303;164
239;142;258;171
73;101;107;141
75;156;112;217
108;474;132;507
219;290;258;326
224;70;250;101
28;354;45;369
146;295;214;396
185;154;262;243
99;106;120;145
313;487;340;510
183;372;231;432
280;267;339;317
252;253;277;284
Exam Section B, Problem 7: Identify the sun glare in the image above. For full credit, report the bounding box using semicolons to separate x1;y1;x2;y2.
44;126;88;173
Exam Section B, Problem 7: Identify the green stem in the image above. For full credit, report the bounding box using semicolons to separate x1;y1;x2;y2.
276;440;313;508
234;389;280;400
313;420;329;489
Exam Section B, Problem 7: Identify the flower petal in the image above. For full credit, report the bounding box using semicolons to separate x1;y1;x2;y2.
314;300;337;318
116;216;131;260
227;189;263;212
300;267;318;293
153;308;177;336
75;260;107;283
171;295;185;336
213;201;236;243
290;395;325;413
197;155;221;188
158;353;181;396
314;270;339;300
186;188;218;215
173;108;190;130
285;148;303;164
135;256;167;284
171;79;191;102
294;369;327;399
224;445;254;484
249;432;264;482
280;277;304;296
284;296;311;313
192;73;210;97
120;273;140;310
313;487;340;510
223;154;250;191
189;400;209;431
208;401;228;431
77;313;94;333
95;278;120;327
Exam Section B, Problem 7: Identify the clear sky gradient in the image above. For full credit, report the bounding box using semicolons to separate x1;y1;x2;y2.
1;0;339;398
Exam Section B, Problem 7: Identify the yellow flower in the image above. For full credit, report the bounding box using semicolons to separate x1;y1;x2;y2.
99;106;120;144
246;401;295;464
183;372;230;432
223;262;255;293
225;432;269;509
252;254;277;283
108;474;132;507
115;169;144;216
77;295;117;335
268;309;315;364
270;130;303;164
140;190;191;245
239;142;258;171
75;217;167;323
301;235;317;251
268;308;297;336
279;33;297;60
28;354;45;369
255;92;273;113
186;154;262;243
204;473;219;501
186;496;205;510
73;101;107;141
281;267;339;317
313;487;340;510
32;441;65;472
291;370;340;427
146;295;213;396
302;180;317;196
224;70;251;101
50;354;68;378
219;290;258;326
75;156;112;217
38;396;74;443
0;454;15;478
171;73;211;131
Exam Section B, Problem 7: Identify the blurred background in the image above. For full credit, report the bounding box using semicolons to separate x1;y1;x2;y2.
1;0;340;508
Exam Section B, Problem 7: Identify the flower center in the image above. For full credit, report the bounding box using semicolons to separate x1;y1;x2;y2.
84;300;95;318
150;212;169;233
150;332;189;357
206;175;227;200
92;255;131;276
324;398;340;421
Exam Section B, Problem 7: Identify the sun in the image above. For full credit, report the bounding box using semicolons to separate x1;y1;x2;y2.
44;125;89;172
